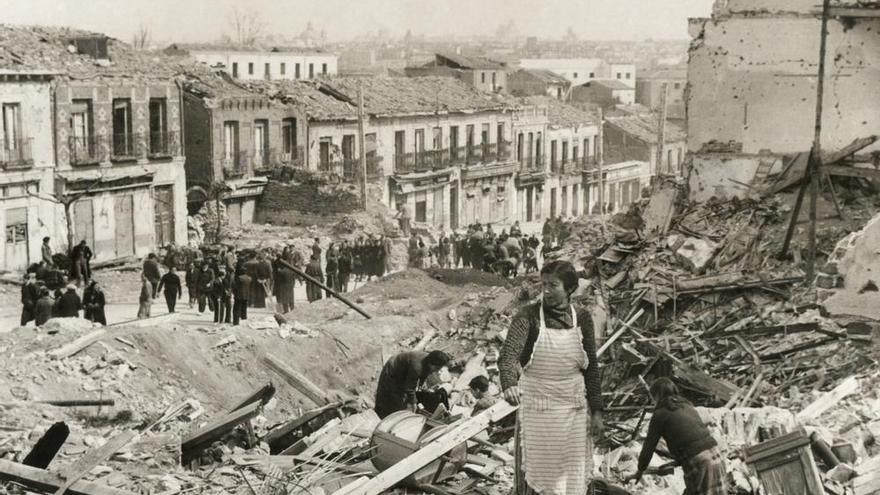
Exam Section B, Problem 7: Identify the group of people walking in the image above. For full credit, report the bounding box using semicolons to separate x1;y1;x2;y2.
305;235;393;302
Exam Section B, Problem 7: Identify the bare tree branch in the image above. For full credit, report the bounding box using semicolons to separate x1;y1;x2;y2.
132;22;151;50
228;7;264;47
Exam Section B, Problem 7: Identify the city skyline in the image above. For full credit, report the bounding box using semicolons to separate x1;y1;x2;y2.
0;0;714;44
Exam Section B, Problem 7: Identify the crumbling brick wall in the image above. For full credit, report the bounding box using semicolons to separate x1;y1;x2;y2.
255;181;362;226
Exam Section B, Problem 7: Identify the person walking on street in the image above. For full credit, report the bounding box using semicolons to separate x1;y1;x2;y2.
41;237;53;267
185;261;196;309
82;280;107;325
232;267;251;325
143;253;161;295
69;240;93;285
20;273;40;326
197;261;215;314
325;244;339;295
34;287;54;327
212;267;232;324
338;243;353;293
305;254;323;302
137;274;153;319
157;266;183;313
273;260;296;313
56;284;82;318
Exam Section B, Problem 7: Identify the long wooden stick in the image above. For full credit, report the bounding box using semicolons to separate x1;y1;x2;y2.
276;259;371;319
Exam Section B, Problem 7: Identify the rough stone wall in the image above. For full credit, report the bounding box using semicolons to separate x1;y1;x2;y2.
687;11;880;155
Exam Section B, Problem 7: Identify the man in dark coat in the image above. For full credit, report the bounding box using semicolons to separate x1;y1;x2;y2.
374;350;452;419
305;254;323;302
157;266;183;313
34;288;54;327
82;280;107;325
196;261;215;314
212;267;232;324
142;253;161;295
250;255;272;309
325;245;339;295
232;267;252;325
274;260;296;313
70;240;93;285
337;242;353;293
56;285;82;318
20;273;40;326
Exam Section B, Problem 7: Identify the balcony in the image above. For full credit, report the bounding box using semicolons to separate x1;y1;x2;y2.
111;133;137;161
148;130;181;158
68;136;106;166
0;138;34;170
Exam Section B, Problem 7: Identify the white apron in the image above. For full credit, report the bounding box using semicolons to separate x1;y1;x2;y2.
517;305;592;495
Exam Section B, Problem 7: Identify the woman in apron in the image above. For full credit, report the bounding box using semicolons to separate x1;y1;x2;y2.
499;260;605;495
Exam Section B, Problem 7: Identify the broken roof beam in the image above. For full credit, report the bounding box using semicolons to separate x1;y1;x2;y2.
0;459;135;495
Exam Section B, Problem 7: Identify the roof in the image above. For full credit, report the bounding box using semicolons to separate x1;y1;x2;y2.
638;68;687;80
522;96;597;128
512;69;569;85
435;53;506;70
605;113;686;144
166;43;331;56
0;24;184;81
585;79;633;91
180;68;265;104
243;79;357;121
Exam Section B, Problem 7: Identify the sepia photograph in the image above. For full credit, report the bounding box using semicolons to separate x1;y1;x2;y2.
0;0;877;493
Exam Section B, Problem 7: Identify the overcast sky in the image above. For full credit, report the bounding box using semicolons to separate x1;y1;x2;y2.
0;0;714;43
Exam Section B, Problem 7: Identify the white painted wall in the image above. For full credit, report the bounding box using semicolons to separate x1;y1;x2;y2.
519;58;604;87
191;51;338;80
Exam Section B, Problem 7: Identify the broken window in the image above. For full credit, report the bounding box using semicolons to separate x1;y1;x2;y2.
70;99;95;163
112;98;134;158
148;98;169;156
253;119;269;167
223;121;240;169
281;118;297;160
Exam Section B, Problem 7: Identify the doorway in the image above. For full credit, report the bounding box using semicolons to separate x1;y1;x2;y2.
114;195;135;258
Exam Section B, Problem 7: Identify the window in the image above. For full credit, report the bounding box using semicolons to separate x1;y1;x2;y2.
2;103;22;156
584;138;591;158
550;140;557;169
281;118;297;159
309;63;314;78
248;62;254;75
527;132;534;166
572;184;579;216
264;63;270;80
111;98;134;158
466;124;475;148
674;82;681;90
517;133;524;163
295;63;301;79
574;72;578;78
491;72;497;90
562;141;568;166
342;134;355;176
432;127;442;150
626;72;631;79
148;98;169;156
481;123;490;145
536;132;542;166
497;123;504;144
322;63;328;74
667;149;673;173
449;126;459;157
481;72;486;84
280;62;286;75
573;145;579;166
589;72;595;78
253;119;269;167
70;99;94;163
616;72;622;79
232;62;238;77
365;132;378;167
415;194;427;222
394;130;406;170
414;129;425;166
223;121;240;168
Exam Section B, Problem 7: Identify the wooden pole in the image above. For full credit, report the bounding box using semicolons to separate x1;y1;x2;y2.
276;258;371;319
357;83;367;210
807;0;832;282
597;107;605;216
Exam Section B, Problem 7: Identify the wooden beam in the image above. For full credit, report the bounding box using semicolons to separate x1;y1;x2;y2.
275;259;371;319
797;376;860;422
825;164;880;180
48;330;107;360
55;431;138;495
262;401;343;448
0;459;136;495
181;401;262;461
333;401;517;495
263;354;332;406
704;322;819;339
228;383;275;413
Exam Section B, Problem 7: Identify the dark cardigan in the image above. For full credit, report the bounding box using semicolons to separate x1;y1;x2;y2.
499;302;604;413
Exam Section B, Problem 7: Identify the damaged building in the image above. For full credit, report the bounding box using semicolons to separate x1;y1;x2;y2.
0;26;188;270
686;0;880;199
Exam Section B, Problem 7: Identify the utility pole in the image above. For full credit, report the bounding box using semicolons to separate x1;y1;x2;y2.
597;106;605;216
357;83;367;209
807;0;832;282
654;82;669;178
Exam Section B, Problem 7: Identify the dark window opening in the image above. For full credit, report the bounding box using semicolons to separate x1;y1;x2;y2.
112;98;134;158
148;98;170;156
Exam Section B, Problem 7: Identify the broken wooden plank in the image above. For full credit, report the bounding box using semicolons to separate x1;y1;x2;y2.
333;401;517;495
705;322;820;339
181;401;262;463
797;376;860;422
597;309;644;356
54;430;138;495
23;422;69;469
263;354;332;406
825;164;880;180
48;330;107;360
643;343;740;403
263;401;343;449
228;383;276;413
0;459;135;495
